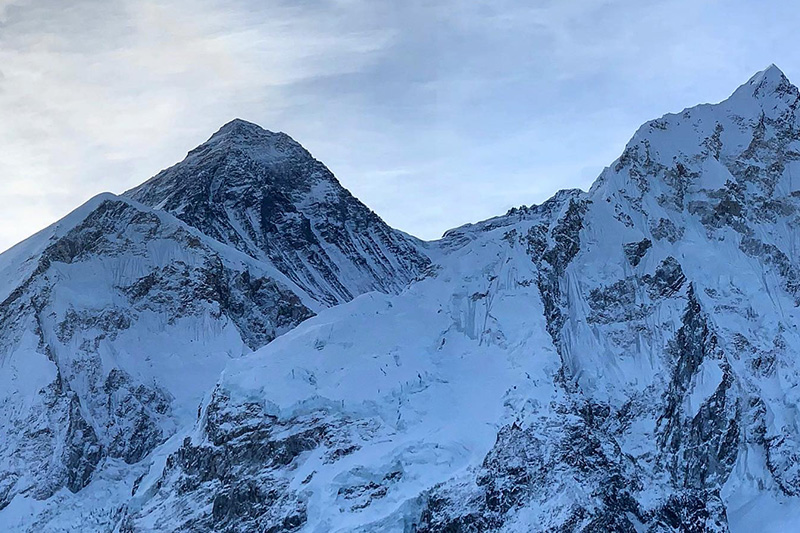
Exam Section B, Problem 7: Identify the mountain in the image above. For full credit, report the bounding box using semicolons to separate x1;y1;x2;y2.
0;127;430;530
0;194;315;517
3;65;800;532
125;119;430;307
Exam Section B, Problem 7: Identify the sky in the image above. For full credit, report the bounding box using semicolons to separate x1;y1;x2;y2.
0;0;798;249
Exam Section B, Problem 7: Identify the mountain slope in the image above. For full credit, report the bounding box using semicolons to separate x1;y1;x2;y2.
4;66;800;532
0;193;315;526
0;122;431;531
125;119;430;307
121;65;800;532
121;189;578;532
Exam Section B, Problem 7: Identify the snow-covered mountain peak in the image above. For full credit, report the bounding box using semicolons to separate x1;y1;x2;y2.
728;63;797;106
214;117;270;136
197;118;307;167
129;118;328;213
127;120;430;307
591;66;800;214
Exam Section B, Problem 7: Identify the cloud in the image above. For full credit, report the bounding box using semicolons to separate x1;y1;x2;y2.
0;0;394;248
0;0;798;247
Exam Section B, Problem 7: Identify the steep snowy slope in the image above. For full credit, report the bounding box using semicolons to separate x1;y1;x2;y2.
126;119;430;307
115;65;800;532
123;190;577;532
0;193;316;528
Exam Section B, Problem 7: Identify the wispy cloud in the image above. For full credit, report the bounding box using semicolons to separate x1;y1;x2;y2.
0;0;798;247
0;0;392;247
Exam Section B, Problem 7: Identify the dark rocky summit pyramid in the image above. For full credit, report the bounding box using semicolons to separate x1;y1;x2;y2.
126;119;430;307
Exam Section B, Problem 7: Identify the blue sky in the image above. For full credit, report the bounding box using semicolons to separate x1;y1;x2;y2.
0;0;798;248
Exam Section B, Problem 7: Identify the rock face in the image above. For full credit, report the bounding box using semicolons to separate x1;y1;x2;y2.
126;119;430;307
4;66;800;532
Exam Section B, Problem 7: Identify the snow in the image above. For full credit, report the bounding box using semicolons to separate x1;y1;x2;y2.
4;65;800;531
207;217;562;531
685;360;724;418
